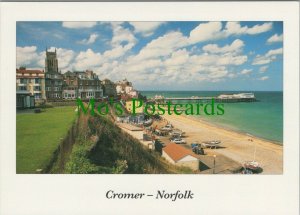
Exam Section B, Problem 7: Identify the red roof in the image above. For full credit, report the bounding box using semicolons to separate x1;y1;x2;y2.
163;143;197;162
16;69;44;74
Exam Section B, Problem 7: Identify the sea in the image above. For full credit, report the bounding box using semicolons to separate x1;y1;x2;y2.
141;91;283;144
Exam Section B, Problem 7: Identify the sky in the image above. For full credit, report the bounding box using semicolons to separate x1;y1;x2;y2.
16;21;283;91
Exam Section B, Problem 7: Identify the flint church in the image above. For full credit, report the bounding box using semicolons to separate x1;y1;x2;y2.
45;48;63;99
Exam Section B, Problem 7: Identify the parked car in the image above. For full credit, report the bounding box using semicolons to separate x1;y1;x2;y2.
170;138;186;144
202;140;221;149
161;124;173;131
161;127;172;131
169;134;181;140
169;129;184;137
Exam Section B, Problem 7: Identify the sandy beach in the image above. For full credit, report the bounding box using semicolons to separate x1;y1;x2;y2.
162;114;283;174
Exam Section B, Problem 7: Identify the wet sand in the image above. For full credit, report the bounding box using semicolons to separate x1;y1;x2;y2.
162;114;283;174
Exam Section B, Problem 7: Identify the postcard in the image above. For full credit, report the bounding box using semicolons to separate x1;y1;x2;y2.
0;2;299;215
16;20;283;175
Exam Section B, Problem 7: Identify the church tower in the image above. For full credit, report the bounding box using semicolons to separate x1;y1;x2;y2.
45;48;59;73
45;48;63;100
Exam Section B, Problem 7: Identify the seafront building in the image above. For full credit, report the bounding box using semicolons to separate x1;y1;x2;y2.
16;67;45;108
63;70;103;99
16;68;46;100
62;71;78;99
115;79;132;94
116;78;139;99
102;79;117;98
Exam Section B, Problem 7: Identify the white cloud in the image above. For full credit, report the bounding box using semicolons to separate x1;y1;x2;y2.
252;48;283;65
103;44;133;60
216;53;248;66
189;22;223;44
225;22;273;35
17;46;41;68
73;49;102;70
190;21;272;44
252;56;272;65
132;31;189;61
129;22;165;37
107;21;270;85
267;34;283;44
103;45;248;86
77;33;99;45
240;69;252;75
258;76;269;81
187;21;272;45
165;49;189;67
104;24;137;60
259;65;269;73
111;25;136;47
209;70;228;80
246;22;273;34
62;22;97;29
125;58;163;73
203;39;244;54
228;73;238;78
266;48;283;57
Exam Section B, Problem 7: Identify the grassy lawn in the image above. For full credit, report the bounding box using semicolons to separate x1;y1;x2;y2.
17;106;77;173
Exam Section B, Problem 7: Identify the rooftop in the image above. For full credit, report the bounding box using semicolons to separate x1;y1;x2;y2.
16;69;44;74
163;143;197;162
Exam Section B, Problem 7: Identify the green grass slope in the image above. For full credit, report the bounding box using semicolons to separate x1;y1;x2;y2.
16;107;76;173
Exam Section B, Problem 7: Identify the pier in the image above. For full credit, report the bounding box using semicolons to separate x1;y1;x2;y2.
151;93;257;103
154;97;257;103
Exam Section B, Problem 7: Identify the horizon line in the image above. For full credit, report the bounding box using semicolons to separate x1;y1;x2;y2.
138;90;283;92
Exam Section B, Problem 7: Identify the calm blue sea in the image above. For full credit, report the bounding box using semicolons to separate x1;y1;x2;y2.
141;91;283;144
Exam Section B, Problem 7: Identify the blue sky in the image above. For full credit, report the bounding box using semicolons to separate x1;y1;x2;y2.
17;21;283;91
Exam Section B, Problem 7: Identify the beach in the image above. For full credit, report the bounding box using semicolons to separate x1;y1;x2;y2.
162;114;283;174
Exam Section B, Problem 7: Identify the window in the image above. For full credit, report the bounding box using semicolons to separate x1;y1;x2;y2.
34;93;41;99
19;86;26;91
34;86;41;91
35;78;40;84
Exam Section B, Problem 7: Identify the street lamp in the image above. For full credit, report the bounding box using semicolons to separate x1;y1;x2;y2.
213;155;216;174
